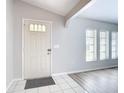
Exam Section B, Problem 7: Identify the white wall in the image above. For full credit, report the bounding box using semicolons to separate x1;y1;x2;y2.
6;0;14;87
14;0;118;79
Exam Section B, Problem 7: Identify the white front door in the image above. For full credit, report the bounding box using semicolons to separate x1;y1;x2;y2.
24;20;51;79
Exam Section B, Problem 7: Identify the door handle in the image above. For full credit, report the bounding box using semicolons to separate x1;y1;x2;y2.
47;49;51;51
47;49;51;55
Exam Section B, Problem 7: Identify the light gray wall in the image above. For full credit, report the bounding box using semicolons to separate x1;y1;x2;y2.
14;0;118;79
6;0;14;87
64;18;118;73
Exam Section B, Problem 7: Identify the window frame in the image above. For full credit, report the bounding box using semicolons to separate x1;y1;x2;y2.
29;24;46;32
86;29;97;62
111;32;118;59
99;31;109;60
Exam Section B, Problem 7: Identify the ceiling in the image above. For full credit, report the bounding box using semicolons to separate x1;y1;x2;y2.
77;0;118;24
21;0;80;16
21;0;118;24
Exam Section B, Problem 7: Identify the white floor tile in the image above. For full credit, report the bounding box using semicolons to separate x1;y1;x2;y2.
54;76;63;80
26;88;38;93
52;91;63;93
7;86;15;92
17;80;26;86
55;78;66;84
68;82;79;88
54;81;58;85
14;84;25;91
39;86;50;93
53;78;57;82
49;85;61;92
63;89;75;93
6;92;14;93
73;87;86;93
64;78;74;82
59;83;71;90
13;90;25;93
62;75;71;79
7;81;17;92
52;77;56;80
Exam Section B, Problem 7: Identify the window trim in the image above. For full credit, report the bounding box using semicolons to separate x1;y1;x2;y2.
111;31;118;59
86;29;97;62
99;31;109;60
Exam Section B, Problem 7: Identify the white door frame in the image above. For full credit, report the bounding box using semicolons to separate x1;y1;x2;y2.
22;18;52;80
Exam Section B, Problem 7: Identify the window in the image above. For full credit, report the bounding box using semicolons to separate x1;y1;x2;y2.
111;32;118;59
29;24;34;31
100;31;109;60
86;29;97;61
34;24;38;31
29;24;46;32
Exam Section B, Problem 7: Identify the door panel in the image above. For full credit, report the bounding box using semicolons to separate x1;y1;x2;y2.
24;20;51;79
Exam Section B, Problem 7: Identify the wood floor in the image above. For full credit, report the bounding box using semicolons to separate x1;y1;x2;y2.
69;68;118;93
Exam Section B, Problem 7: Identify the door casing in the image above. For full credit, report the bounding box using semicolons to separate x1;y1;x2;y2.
22;18;52;80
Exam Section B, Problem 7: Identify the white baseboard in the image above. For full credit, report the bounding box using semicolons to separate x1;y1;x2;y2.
52;65;118;76
6;78;22;92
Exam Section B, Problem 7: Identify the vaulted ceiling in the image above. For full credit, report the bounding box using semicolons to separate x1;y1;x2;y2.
77;0;118;24
20;0;118;24
21;0;81;16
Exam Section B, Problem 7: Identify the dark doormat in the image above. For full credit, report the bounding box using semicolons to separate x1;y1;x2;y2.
25;77;55;89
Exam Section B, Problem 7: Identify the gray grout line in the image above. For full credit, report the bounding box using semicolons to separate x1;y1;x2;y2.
61;74;78;93
8;80;18;93
49;83;64;93
53;75;76;93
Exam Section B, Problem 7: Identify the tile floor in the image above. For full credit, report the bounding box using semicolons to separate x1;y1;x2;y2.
7;74;88;93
